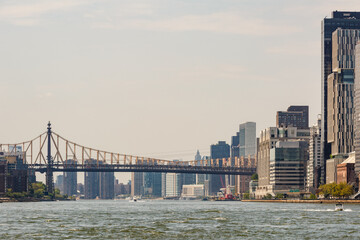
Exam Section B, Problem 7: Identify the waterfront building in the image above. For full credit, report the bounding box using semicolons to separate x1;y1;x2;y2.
209;141;230;195
131;172;143;197
321;11;360;179
4;151;29;193
84;159;100;199
63;159;77;196
337;152;356;184
276;106;309;129
181;184;204;199
326;156;347;184
249;180;258;199
306;116;323;191
269;141;308;194
256;126;310;198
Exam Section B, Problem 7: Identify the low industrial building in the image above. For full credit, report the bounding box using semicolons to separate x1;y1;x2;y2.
181;184;204;199
336;152;356;184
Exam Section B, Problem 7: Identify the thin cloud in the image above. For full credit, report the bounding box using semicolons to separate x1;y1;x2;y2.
93;12;302;36
266;41;319;56
0;0;92;25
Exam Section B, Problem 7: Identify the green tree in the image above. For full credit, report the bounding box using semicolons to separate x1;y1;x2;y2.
243;193;250;199
30;182;46;198
251;173;258;181
319;182;354;199
309;194;317;200
263;193;272;200
275;193;284;199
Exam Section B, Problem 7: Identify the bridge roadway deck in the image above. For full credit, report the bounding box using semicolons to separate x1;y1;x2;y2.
30;164;256;175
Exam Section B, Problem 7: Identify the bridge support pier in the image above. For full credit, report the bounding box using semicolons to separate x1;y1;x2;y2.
45;122;54;197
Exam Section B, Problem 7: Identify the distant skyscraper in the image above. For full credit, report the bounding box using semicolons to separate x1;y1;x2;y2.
195;150;205;184
165;173;182;197
230;132;240;186
161;173;166;197
100;170;114;199
321;11;360;174
210;141;230;195
236;122;256;194
84;159;100;199
276;106;309;129
143;172;162;197
131;172;143;196
63;159;77;196
239;122;257;157
55;174;64;193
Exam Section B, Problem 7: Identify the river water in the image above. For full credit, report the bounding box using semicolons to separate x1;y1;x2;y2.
1;200;359;239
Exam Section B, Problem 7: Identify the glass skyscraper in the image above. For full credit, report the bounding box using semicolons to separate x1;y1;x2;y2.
321;11;360;170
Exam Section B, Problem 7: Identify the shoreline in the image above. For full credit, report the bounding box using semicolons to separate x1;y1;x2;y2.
242;199;360;204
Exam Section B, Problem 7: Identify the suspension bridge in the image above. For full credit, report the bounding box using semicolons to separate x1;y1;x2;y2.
0;123;256;195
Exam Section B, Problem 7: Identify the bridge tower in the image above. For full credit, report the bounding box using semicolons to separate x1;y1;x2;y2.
46;122;54;196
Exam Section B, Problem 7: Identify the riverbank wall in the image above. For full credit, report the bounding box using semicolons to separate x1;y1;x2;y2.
242;199;360;204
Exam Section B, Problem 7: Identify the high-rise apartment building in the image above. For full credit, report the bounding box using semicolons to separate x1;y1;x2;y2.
143;172;162;197
355;43;360;176
307;116;322;190
321;11;360;173
99;171;114;199
84;160;100;199
276;106;309;129
327;68;354;155
165;173;182;197
63;159;77;196
131;172;143;196
332;28;360;70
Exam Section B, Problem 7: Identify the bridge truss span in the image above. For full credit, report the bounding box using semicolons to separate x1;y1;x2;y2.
0;123;257;176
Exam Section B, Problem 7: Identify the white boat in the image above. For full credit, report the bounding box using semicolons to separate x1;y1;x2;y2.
335;203;344;211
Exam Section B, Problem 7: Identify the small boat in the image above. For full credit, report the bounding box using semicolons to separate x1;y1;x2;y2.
129;197;139;202
335;203;344;211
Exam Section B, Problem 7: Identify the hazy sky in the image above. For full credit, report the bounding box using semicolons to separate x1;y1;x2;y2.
1;0;360;183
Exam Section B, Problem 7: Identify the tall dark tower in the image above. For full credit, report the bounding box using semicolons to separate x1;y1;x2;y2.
321;11;360;180
46;122;54;196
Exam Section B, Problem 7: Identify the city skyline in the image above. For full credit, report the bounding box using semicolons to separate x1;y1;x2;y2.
2;1;360;184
